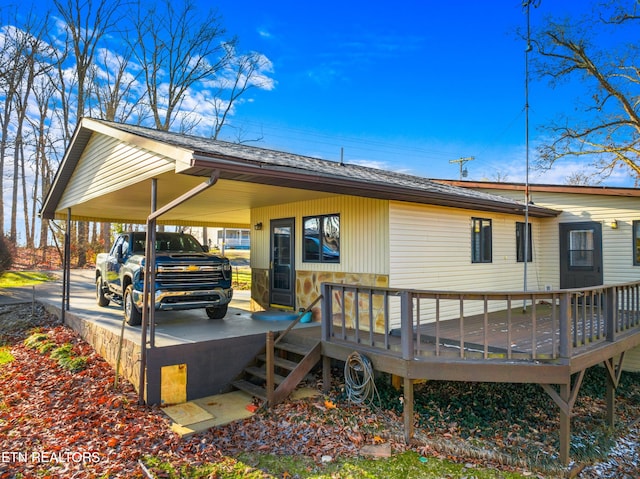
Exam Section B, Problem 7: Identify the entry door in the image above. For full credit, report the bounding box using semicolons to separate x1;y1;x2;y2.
559;222;603;289
270;218;295;308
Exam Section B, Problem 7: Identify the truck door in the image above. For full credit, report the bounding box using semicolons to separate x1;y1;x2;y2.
107;234;129;294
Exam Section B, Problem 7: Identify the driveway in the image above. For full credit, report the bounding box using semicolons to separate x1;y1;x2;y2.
0;270;296;347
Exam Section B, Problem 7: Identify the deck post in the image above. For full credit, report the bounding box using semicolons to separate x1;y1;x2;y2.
559;383;571;465
400;291;414;360
322;356;331;393
559;292;572;358
266;331;275;405
606;368;616;428
321;283;332;342
403;377;414;443
606;286;617;342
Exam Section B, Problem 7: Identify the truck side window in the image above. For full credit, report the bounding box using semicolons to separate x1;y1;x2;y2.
110;236;125;256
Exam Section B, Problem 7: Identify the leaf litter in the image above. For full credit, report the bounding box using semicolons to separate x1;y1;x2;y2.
1;305;639;478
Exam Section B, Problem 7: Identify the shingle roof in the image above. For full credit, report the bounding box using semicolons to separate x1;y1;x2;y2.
96;120;558;218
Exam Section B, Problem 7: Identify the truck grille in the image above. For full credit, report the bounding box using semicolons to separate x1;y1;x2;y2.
156;264;225;287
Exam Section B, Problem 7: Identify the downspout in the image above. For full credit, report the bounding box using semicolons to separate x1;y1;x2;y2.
137;171;220;406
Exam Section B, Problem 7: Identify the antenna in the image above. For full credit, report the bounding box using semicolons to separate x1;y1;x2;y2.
449;156;474;180
340;147;344;166
522;0;538;310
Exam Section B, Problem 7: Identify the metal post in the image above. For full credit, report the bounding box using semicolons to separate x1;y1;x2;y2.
63;208;72;318
149;179;158;348
137;173;219;406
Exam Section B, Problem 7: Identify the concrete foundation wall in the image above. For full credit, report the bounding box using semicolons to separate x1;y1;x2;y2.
45;303;142;394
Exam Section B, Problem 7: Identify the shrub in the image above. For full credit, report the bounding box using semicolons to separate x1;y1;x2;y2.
0;236;13;275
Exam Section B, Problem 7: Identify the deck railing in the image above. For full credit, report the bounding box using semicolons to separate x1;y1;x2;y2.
320;281;640;361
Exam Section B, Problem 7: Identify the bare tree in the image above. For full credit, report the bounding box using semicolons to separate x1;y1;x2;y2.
0;17;30;239
28;74;59;251
531;0;640;184
0;8;52;243
130;0;234;132
50;0;123;265
209;48;273;140
91;46;145;124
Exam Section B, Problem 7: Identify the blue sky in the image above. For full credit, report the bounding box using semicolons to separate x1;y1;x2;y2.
206;0;635;187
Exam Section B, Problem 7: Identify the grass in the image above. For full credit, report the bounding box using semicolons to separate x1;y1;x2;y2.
24;332;88;372
142;451;534;478
231;268;251;290
0;347;14;365
0;271;55;288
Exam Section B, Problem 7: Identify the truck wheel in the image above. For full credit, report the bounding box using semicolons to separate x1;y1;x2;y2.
96;277;110;307
206;304;228;320
124;285;142;326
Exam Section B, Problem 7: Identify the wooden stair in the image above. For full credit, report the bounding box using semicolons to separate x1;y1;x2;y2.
232;333;321;406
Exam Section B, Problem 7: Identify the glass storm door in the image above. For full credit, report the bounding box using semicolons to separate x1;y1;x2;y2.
270;218;295;308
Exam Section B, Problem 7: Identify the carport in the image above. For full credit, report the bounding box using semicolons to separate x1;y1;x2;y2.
40;118;338;404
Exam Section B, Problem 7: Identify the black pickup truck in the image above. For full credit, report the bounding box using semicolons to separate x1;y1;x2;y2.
95;231;233;325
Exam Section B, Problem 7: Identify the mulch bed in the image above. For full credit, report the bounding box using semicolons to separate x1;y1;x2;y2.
1;305;638;478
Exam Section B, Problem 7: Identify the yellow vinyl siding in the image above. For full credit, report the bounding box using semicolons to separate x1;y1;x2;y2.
58;134;175;210
480;189;640;285
251;196;389;275
388;201;543;327
389;201;542;291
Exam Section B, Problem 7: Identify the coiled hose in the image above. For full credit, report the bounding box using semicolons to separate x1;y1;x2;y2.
344;351;380;406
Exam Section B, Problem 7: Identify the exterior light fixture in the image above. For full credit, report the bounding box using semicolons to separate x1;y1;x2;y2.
611;219;618;230
254;222;263;231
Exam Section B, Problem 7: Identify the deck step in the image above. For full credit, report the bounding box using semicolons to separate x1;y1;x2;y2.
256;354;299;371
231;379;267;400
244;366;286;384
275;340;313;356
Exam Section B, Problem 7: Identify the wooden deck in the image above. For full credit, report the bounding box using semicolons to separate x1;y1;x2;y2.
312;280;640;465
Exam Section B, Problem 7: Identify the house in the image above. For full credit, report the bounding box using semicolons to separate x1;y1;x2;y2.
435;179;640;370
41;118;640;465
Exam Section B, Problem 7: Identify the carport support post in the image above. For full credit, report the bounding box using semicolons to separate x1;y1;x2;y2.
138;180;157;406
137;173;220;406
61;209;71;321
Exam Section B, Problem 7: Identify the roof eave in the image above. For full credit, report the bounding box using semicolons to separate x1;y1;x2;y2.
189;154;559;218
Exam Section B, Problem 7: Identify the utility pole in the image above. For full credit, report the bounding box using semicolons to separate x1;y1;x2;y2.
449;156;474;180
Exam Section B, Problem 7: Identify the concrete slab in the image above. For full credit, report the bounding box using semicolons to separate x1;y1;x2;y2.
0;269;319;346
165;390;255;436
163;387;321;437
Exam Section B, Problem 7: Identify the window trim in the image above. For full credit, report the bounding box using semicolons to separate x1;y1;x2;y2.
634;220;640;266
516;221;533;263
471;217;492;264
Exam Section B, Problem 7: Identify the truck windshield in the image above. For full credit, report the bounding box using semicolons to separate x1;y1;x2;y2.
131;233;205;253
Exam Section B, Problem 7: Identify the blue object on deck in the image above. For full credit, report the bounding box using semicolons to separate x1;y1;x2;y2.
251;311;297;321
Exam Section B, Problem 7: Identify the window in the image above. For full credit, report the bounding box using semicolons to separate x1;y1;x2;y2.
303;214;340;263
634;221;640;266
516;222;533;263
569;229;594;268
471;218;492;263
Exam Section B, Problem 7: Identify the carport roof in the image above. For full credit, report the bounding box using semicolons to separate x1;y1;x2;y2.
41;118;559;225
